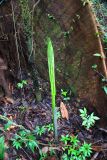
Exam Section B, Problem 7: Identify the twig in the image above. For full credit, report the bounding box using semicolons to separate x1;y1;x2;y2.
92;140;102;145
94;69;107;81
0;114;26;130
20;147;32;160
91;152;99;160
99;128;107;134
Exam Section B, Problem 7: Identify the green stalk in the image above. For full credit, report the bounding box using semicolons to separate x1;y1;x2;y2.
0;136;5;160
47;38;58;141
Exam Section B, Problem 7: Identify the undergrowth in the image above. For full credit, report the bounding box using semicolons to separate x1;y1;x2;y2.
0;114;94;160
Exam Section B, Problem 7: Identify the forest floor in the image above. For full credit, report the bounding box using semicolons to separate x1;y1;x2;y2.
0;73;107;160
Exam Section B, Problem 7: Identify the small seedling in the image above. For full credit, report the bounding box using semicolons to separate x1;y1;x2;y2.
79;142;92;157
79;107;100;130
46;123;54;132
11;129;38;153
47;14;55;20
92;64;97;69
35;126;46;136
102;78;107;82
17;80;27;89
57;111;61;119
60;134;70;144
61;134;92;160
47;38;58;141
61;89;70;101
63;31;70;38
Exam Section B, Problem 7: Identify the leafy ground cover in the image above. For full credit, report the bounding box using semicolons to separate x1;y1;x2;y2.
0;73;107;160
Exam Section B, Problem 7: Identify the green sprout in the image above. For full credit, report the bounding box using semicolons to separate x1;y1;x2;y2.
61;89;70;101
46;123;54;132
17;80;27;89
47;38;58;141
47;14;55;20
35;126;46;136
61;134;92;160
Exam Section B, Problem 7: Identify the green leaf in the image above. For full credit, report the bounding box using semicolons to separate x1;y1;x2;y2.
47;38;56;108
61;89;68;97
13;140;22;150
46;123;54;132
0;136;5;160
92;64;97;69
22;80;27;85
79;109;85;114
79;142;92;157
27;140;38;153
93;53;101;57
19;130;27;136
95;32;100;37
93;116;100;120
4;120;13;130
62;153;69;160
103;86;107;94
47;37;58;140
70;136;79;146
35;126;46;136
82;120;87;126
80;107;100;129
17;83;23;89
60;135;70;144
102;78;107;82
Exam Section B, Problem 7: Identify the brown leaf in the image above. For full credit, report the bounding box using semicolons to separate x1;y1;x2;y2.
60;102;69;120
5;97;14;104
42;146;49;154
92;145;102;152
7;125;16;131
42;146;61;154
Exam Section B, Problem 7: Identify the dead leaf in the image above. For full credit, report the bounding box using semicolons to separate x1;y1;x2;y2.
42;146;61;154
92;143;107;152
42;146;49;154
7;125;16;131
60;102;69;120
92;145;102;152
5;97;14;104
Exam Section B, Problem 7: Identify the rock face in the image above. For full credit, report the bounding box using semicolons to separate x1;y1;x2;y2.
0;0;107;125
